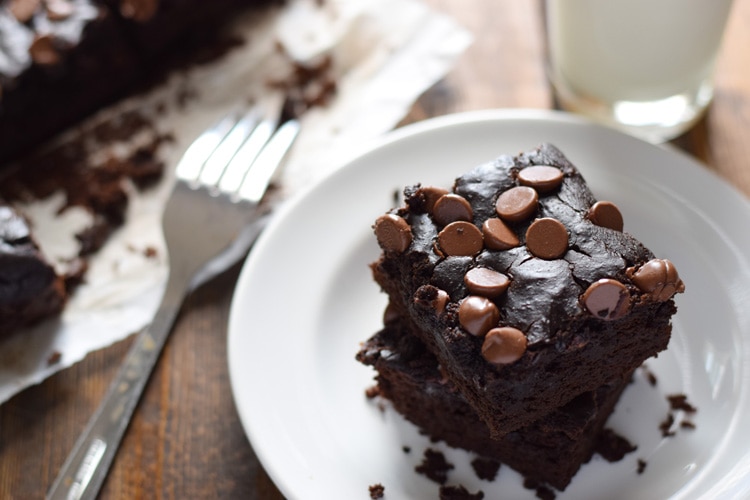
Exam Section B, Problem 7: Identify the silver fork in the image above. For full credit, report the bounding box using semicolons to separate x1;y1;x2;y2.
46;98;300;500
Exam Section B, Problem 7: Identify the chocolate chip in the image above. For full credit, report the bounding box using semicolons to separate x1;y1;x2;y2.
414;286;450;315
29;34;61;65
433;193;473;226
458;295;499;336
417;186;449;213
482;217;519;250
437;221;483;257
589;201;624;232
481;327;527;364
517;165;564;193
464;267;510;298
628;259;684;301
581;279;631;320
9;0;40;22
374;213;412;253
495;186;538;222
45;0;74;20
525;218;568;259
433;289;450;314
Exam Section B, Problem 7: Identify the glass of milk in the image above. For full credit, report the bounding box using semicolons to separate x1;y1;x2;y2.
545;0;734;143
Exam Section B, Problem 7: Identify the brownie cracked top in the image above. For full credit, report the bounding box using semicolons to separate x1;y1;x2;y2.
374;143;684;359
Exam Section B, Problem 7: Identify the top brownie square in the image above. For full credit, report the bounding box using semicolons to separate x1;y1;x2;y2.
371;143;684;437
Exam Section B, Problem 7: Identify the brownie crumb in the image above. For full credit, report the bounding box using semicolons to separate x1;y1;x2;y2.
641;365;658;386
680;420;696;430
535;486;556;500
595;428;637;462
523;479;556;500
76;218;116;257
144;246;158;259
637;459;648;474
438;484;484;500
659;412;677;437
659;393;698;437
470;457;501;481
415;448;454;485
365;385;380;399
368;483;385;499
667;394;697;413
47;351;62;366
121;138;169;189
270;52;338;118
402;446;411;454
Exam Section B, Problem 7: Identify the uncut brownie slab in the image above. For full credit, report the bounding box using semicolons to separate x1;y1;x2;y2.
371;143;684;437
0;0;276;166
356;315;632;491
0;0;141;166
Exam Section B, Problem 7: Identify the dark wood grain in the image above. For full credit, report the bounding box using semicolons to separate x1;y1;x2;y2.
2;1;749;498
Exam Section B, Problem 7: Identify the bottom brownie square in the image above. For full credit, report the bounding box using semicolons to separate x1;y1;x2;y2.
357;314;631;491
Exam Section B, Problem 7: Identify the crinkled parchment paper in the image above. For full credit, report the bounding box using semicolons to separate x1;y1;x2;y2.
0;0;471;403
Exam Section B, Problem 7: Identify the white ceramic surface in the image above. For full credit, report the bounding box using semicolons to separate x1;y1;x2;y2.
227;110;750;499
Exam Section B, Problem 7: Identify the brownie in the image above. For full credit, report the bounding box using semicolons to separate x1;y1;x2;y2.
357;316;632;491
0;0;142;166
0;201;66;337
105;0;281;59
370;143;684;436
0;0;277;166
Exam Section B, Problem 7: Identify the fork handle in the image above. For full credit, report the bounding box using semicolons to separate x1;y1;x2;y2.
45;272;189;500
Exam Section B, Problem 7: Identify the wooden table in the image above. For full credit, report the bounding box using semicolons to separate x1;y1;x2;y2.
2;1;749;498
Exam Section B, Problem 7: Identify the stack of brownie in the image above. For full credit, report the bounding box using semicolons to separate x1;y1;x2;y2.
357;143;684;491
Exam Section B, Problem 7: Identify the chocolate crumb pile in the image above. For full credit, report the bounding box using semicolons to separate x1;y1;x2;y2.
439;484;484;500
415;448;454;485
0;102;172;338
270;51;338;119
368;483;385;499
0;105;169;284
412;447;487;499
660;393;698;437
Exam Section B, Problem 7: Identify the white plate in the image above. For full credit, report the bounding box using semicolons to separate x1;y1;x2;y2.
227;109;750;499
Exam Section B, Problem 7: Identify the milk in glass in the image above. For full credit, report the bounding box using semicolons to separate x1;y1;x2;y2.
546;0;733;142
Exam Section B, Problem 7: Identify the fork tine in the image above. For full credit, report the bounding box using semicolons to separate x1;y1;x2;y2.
174;109;241;182
236;119;301;203
197;108;260;187
217;113;277;194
